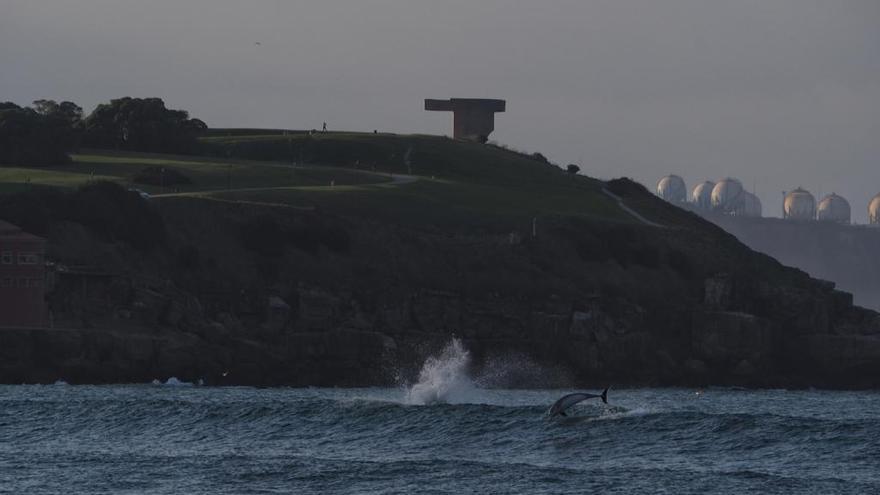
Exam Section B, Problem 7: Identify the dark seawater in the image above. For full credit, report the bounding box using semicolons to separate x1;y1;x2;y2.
1;343;879;494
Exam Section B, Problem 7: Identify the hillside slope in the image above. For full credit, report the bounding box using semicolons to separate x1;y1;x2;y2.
0;131;878;388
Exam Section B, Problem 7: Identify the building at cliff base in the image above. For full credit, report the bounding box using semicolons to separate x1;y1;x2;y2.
0;220;48;327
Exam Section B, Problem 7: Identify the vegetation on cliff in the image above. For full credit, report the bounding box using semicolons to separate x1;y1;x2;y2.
0;97;207;167
81;97;207;154
0;127;878;388
0;101;81;166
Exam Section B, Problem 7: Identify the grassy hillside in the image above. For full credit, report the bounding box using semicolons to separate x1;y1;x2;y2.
0;150;384;195
198;130;629;225
2;128;876;388
2;130;631;227
193;130;812;289
0;128;798;282
200;131;585;186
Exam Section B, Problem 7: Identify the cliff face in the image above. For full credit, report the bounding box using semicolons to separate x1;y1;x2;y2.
704;213;880;311
2;175;878;389
2;132;879;388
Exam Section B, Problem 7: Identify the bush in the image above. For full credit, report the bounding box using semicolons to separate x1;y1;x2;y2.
0;187;64;236
531;152;549;163
606;177;649;198
0;181;166;250
71;181;166;250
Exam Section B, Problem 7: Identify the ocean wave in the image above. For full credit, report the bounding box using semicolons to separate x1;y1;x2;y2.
151;377;194;387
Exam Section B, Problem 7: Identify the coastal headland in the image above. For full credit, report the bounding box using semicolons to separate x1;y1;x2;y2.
1;130;878;388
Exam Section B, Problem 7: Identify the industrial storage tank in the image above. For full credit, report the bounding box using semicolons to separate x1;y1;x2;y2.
657;175;687;203
742;192;762;217
711;178;744;213
691;181;715;209
783;187;816;220
870;194;880;225
817;193;851;224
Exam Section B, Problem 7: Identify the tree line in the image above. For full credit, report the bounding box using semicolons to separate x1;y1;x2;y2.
0;97;207;166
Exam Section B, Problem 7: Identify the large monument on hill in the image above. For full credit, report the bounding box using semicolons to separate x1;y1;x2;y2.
425;98;506;143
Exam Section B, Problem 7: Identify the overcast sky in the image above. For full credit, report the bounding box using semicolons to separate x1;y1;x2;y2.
2;0;878;220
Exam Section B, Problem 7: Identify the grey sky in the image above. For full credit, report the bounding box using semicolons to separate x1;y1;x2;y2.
2;0;878;220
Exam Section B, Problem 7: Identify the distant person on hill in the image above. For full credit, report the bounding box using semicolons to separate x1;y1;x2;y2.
322;122;327;132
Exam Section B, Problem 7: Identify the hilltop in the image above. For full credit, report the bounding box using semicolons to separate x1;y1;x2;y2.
0;130;878;388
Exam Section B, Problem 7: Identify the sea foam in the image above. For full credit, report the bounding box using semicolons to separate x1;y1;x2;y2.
151;377;194;387
405;338;477;405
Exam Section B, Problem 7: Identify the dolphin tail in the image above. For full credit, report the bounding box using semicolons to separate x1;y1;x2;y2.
601;387;609;404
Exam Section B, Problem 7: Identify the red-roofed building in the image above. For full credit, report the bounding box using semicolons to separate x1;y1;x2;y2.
0;220;48;327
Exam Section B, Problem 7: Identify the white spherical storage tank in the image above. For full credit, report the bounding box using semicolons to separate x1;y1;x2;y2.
817;194;851;224
711;178;744;213
691;181;715;209
784;188;816;220
657;175;687;203
869;194;880;225
742;192;762;217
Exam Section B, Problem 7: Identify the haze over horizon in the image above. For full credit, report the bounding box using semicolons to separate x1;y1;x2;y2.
3;0;878;220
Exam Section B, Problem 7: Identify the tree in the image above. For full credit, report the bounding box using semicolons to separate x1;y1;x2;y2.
81;97;207;154
32;99;83;127
32;99;83;151
566;164;581;175
0;101;78;166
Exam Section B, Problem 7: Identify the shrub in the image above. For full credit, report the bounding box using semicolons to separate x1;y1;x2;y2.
531;152;549;163
0;181;165;250
605;177;650;198
0;187;63;236
71;181;166;250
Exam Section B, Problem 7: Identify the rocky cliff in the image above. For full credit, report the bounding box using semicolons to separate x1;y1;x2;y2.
703;212;880;311
1;137;879;388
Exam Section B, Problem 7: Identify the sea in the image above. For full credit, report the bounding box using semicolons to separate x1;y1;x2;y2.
1;340;878;494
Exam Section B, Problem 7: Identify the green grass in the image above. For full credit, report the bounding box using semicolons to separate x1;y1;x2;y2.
0;150;388;195
195;130;630;225
206;176;628;231
1;131;634;227
200;131;587;186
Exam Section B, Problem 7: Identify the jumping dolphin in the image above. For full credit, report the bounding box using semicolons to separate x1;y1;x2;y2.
548;387;609;417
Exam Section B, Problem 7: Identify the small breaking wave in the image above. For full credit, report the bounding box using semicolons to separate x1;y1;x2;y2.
551;404;654;425
593;406;652;421
151;377;194;387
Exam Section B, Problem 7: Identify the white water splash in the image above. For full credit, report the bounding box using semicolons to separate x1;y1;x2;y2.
405;338;477;405
152;377;193;387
